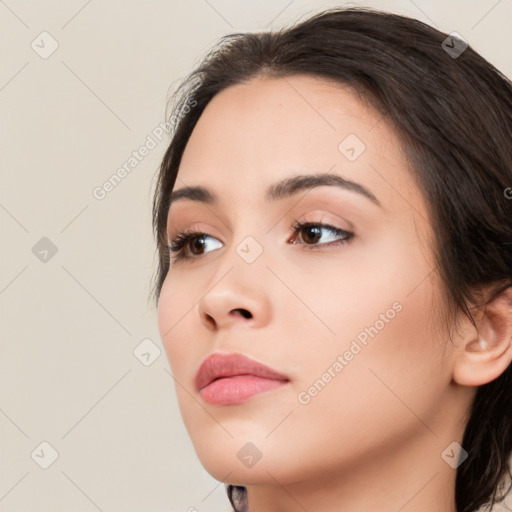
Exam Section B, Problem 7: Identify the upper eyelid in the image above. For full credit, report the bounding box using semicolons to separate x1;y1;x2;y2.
167;210;354;236
166;198;360;232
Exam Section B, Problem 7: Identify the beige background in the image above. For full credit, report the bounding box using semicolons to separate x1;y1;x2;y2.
1;0;511;511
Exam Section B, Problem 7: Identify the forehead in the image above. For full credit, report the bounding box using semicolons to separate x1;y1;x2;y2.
180;75;380;175
174;74;425;219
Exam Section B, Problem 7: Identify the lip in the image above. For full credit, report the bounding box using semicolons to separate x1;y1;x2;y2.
195;352;290;405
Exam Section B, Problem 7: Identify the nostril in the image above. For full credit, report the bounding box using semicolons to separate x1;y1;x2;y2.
205;313;216;327
232;308;252;319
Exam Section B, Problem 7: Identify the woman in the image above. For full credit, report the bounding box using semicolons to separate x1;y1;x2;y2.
151;7;512;512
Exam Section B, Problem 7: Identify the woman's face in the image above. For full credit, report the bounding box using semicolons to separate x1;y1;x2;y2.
157;75;467;488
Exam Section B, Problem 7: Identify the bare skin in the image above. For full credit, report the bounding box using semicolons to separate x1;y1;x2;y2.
157;74;512;512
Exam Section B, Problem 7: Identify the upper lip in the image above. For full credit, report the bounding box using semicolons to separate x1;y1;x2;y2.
195;352;289;391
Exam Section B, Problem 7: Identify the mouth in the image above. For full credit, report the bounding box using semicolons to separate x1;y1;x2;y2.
195;352;290;405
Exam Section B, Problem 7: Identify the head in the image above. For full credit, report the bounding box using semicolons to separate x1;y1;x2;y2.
152;7;512;512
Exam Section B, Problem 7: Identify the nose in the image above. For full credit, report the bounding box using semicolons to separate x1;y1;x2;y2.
197;265;273;331
202;306;252;330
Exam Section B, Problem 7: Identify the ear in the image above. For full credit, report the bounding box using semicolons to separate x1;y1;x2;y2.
452;285;512;387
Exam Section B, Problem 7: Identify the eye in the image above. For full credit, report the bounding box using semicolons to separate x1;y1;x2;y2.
167;228;222;262
289;221;354;249
166;221;354;263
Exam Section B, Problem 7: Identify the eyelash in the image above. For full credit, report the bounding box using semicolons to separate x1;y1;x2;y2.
166;221;354;263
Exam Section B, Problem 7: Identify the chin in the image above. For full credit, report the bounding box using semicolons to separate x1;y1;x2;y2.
190;433;304;487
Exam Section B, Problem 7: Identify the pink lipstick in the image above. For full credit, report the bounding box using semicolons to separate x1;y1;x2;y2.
195;353;289;405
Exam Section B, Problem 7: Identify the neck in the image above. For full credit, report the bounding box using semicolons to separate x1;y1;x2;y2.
243;429;460;512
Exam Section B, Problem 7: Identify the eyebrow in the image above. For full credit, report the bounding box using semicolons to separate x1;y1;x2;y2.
168;173;381;209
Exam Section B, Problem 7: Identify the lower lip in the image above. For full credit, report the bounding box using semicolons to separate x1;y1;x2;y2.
200;375;288;405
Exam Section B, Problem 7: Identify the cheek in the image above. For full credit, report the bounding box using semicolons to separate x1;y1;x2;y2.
157;276;205;433
292;260;448;437
157;275;195;377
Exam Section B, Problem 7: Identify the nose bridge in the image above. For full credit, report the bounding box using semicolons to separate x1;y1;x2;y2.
196;218;275;330
212;228;270;293
221;203;273;270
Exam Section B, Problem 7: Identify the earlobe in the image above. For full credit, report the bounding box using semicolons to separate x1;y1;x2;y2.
452;286;512;387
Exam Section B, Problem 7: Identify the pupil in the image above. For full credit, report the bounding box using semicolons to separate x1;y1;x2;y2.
192;236;206;254
304;226;320;244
